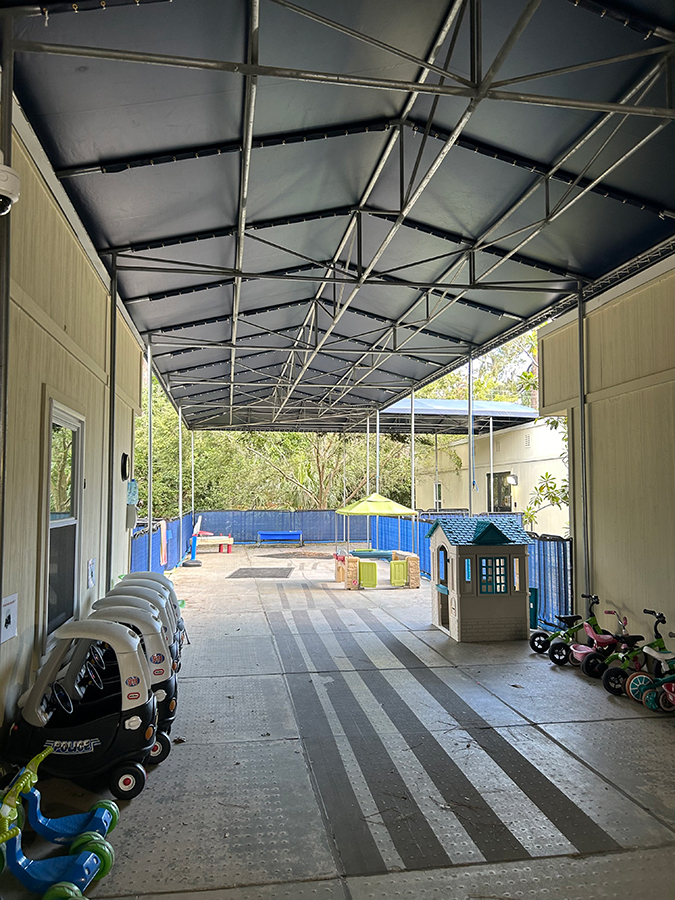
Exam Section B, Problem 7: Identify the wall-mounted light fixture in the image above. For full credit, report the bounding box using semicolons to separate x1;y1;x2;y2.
506;474;518;486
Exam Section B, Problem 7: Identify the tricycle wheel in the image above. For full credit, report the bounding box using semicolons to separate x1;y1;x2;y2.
89;799;119;833
548;641;570;666
568;651;582;667
148;732;171;765
641;689;660;712
109;763;146;801
626;671;654;701
43;883;83;900
529;631;550;654
70;835;115;879
658;690;675;713
601;667;627;696
581;652;606;678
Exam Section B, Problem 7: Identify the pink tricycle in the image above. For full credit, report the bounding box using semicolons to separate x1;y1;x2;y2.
557;609;626;671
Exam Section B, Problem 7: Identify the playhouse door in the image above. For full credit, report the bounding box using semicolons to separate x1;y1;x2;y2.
437;545;449;629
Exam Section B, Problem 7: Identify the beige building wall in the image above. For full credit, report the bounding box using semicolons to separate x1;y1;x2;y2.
0;131;142;723
539;258;675;631
416;420;568;535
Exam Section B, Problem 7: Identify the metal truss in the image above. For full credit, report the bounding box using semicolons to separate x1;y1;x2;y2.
12;0;675;433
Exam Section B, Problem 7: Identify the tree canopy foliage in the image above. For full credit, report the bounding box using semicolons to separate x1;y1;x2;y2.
133;331;552;520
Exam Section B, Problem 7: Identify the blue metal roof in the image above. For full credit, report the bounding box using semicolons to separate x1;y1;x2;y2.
380;399;537;435
426;515;532;545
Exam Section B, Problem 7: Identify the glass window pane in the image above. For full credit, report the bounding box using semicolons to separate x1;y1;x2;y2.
48;522;76;632
513;557;520;592
50;424;75;520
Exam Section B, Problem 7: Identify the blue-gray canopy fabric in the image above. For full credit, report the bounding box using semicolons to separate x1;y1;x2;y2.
9;0;675;431
380;398;537;434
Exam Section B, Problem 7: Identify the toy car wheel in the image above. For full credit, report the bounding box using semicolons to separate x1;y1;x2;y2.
148;731;171;765
89;799;120;833
43;883;83;900
602;667;627;696
626;671;654;701
658;690;675;713
581;652;607;678
109;763;147;801
548;641;570;666
568;651;582;667
529;631;550;654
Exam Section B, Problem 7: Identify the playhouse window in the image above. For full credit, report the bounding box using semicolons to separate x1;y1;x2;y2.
479;556;508;594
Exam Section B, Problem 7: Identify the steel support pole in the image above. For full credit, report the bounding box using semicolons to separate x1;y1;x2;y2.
489;416;494;513
342;433;346;542
0;19;14;623
178;406;183;561
366;415;370;547
105;254;118;590
577;281;591;596
147;343;153;571
375;408;380;549
434;432;439;511
468;357;474;516
410;389;415;511
191;430;195;533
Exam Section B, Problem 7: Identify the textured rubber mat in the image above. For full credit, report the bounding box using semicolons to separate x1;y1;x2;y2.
229;567;293;578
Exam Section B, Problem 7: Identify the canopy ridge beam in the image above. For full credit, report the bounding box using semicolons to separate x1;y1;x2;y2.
274;0;544;418
14;38;675;118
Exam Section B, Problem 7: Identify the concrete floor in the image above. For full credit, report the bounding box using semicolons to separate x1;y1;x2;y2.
3;545;674;899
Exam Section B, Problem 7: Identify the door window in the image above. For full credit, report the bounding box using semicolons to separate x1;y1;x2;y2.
47;406;83;634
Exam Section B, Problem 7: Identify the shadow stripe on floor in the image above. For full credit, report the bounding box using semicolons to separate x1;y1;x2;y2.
292;613;452;872
269;609;387;877
353;609;621;856
316;610;530;863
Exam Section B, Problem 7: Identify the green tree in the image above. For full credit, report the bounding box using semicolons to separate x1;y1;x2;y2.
134;376;414;518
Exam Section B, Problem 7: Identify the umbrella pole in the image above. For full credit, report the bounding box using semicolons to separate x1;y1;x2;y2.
347;515;350;556
335;511;338;556
398;516;401;551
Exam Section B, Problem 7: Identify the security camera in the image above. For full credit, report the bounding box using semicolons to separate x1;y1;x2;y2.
0;163;20;216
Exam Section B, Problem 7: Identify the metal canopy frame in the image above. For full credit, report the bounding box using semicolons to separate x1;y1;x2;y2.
4;0;675;435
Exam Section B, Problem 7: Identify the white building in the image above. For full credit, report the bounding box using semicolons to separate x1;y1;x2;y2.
416;418;568;536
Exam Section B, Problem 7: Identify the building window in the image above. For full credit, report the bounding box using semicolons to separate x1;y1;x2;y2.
479;556;508;594
434;481;442;511
47;404;83;635
486;472;512;512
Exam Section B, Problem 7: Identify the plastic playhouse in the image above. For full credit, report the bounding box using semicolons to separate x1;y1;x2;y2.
428;517;531;642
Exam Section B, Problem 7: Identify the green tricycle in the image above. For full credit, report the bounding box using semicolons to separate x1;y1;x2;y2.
624;614;675;709
600;609;670;695
529;593;602;655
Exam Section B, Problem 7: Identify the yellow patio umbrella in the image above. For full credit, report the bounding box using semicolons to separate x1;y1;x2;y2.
335;493;417;554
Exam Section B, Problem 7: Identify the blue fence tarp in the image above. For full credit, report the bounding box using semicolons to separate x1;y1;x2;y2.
130;513;193;576
197;510;368;544
371;515;572;623
130;510;573;627
527;536;573;629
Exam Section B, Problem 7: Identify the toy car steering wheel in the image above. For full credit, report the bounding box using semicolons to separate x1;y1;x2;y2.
51;681;73;714
86;660;104;690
